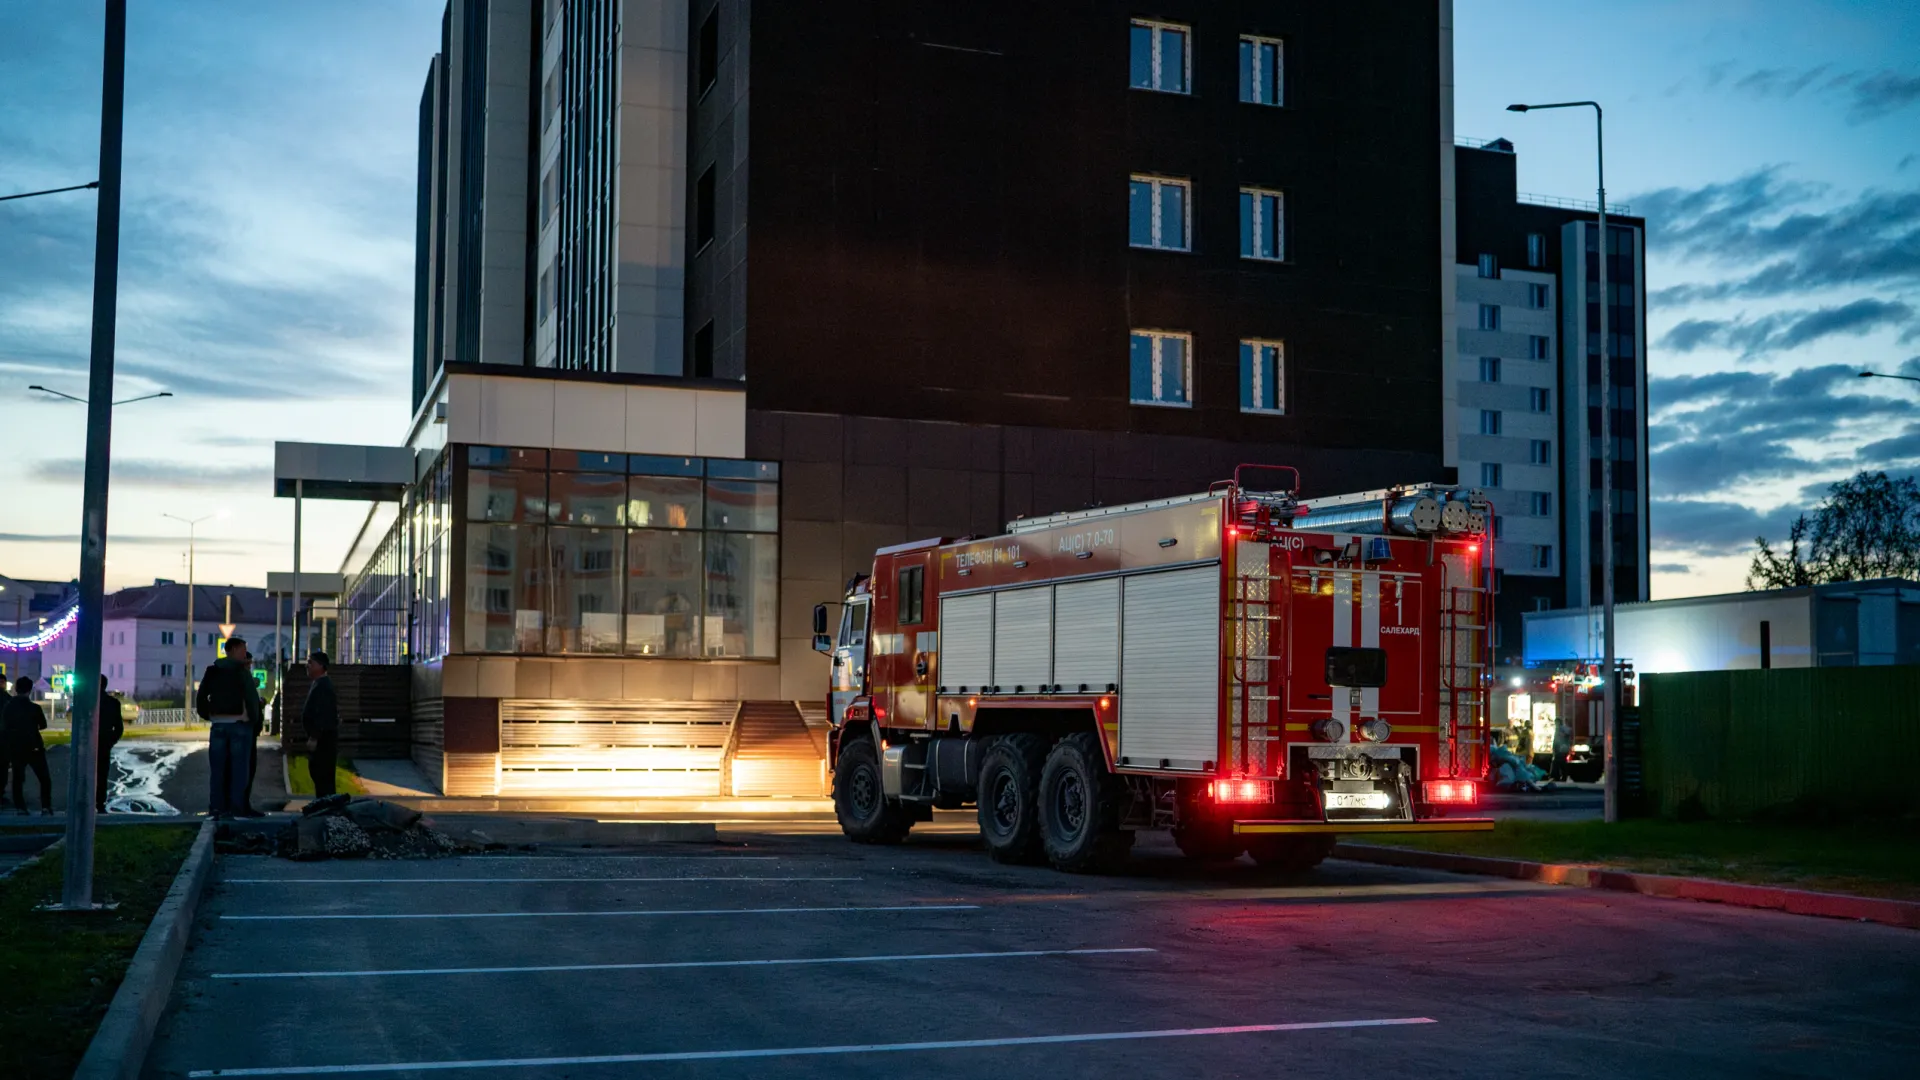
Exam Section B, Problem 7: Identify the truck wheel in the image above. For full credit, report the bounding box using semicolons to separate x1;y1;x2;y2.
834;737;912;844
1039;732;1134;873
1246;835;1335;873
976;733;1048;864
1172;822;1245;863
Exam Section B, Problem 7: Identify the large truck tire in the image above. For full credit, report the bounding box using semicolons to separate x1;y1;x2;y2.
1246;835;1335;873
1038;732;1134;873
1172;821;1245;863
976;733;1049;864
834;737;913;844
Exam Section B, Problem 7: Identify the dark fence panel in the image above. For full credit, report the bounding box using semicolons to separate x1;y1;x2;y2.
1641;666;1920;818
281;664;413;760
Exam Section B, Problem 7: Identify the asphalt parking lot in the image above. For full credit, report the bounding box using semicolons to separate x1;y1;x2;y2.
146;824;1920;1079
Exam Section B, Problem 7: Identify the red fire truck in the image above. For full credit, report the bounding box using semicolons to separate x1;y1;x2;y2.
813;467;1496;873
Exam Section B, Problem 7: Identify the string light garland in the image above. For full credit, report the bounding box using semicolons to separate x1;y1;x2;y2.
0;602;79;651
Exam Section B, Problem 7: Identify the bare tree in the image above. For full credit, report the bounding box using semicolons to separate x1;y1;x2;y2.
1748;471;1920;589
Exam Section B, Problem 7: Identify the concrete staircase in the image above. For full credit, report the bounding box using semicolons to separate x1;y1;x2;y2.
728;701;827;797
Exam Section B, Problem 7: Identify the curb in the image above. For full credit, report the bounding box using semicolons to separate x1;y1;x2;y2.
0;834;66;882
1332;843;1920;931
438;818;719;846
73;819;218;1080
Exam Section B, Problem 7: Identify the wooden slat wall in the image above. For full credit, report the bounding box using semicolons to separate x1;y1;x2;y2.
282;664;414;760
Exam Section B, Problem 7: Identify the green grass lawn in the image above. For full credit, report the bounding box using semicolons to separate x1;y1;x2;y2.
286;754;367;797
41;724;209;749
0;823;199;1079
1370;818;1920;901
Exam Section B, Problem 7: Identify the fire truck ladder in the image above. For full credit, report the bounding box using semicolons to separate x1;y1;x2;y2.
1227;539;1285;776
1437;561;1493;778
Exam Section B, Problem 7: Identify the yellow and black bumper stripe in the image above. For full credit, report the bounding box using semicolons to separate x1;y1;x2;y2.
1231;818;1496;835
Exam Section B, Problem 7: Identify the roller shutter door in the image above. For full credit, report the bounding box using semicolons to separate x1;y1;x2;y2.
939;593;994;691
993;586;1053;689
1053;577;1120;691
1119;565;1221;768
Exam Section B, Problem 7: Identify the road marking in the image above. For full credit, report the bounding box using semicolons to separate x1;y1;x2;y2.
186;1017;1436;1076
222;877;859;884
222;903;980;922
453;855;779;860
210;946;1156;980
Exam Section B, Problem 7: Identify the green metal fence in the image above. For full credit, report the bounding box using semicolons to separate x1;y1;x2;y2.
1640;666;1920;819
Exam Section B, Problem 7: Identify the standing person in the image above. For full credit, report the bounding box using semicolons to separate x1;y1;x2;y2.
3;676;54;815
196;637;262;819
96;676;126;813
302;651;340;799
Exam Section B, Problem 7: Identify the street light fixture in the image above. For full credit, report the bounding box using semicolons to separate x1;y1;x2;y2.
163;511;226;712
1859;370;1920;384
1507;98;1623;824
29;384;173;406
0;180;99;203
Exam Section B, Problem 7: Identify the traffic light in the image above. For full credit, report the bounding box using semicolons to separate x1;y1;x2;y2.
252;669;268;693
59;671;76;693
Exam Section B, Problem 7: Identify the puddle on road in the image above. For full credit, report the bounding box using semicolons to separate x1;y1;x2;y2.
107;739;197;815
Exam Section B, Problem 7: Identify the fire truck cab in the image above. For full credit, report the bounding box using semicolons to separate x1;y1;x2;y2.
814;467;1496;873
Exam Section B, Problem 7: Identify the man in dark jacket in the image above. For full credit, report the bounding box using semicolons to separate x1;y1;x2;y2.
303;651;340;799
97;677;126;813
197;637;263;818
4;676;54;814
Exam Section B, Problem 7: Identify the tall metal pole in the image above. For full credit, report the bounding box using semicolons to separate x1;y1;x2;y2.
292;479;303;662
1594;108;1618;825
61;0;127;909
185;530;195;708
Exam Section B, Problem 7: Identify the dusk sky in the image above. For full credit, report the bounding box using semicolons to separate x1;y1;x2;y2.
2;1;1917;599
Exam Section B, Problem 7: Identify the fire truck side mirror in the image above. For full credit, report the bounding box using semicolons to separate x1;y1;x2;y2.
812;603;829;635
812;633;833;654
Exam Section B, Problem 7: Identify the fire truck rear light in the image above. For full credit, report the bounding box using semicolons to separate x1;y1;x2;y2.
1097;696;1111;710
1210;779;1272;803
1424;781;1476;805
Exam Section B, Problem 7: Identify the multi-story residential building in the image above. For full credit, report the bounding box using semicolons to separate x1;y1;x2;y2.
0;575;77;685
38;581;290;701
1453;138;1651;657
362;1;1460;796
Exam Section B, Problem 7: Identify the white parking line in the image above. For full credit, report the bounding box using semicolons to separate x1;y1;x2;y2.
185;1017;1436;1076
211;946;1156;980
222;877;859;884
222;903;979;922
454;855;779;861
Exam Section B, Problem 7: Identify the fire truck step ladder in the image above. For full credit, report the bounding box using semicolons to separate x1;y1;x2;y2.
1436;571;1493;778
1228;541;1285;776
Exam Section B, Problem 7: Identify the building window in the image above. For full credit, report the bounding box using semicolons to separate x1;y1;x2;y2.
1478;304;1501;330
1479;410;1502;436
1533;597;1551;612
1527;232;1546;266
1477;253;1498;278
1239;187;1284;261
1240;339;1284;413
1529;283;1549;308
1492;518;1504;540
208;632;218;646
1129;19;1190;94
161;663;173;677
1129;176;1190;251
1130;330;1192;407
1528;335;1550;360
696;8;719;98
692;320;714;378
1531;545;1554;570
897;565;925;626
1530;491;1553;516
538;269;553;324
695;165;716;250
1530;440;1552;465
542;70;557;131
1238;35;1282;105
1481;463;1503;488
1479;357;1501;382
463;448;780;659
1530;387;1552;412
161;631;174;645
540;166;556;228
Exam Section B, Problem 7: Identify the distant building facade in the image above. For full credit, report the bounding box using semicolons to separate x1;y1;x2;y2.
1453;138;1651;657
38;581;291;701
0;575;77;686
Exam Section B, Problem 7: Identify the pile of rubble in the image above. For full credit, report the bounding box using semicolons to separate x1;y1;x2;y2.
215;796;480;859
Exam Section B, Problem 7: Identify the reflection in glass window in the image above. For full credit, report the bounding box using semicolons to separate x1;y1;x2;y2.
464;523;545;653
626;530;703;657
628;454;703;476
548;471;627;526
705;480;777;532
628;476;702;529
547;527;624;654
705;532;778;658
469;469;546;522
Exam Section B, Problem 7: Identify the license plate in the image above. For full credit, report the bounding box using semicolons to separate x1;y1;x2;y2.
1326;792;1390;810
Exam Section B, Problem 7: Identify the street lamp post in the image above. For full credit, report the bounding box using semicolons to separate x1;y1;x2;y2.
1508;99;1621;823
1858;371;1920;384
163;514;217;716
29;384;173;407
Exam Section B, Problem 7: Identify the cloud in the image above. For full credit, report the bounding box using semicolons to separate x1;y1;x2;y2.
30;459;273;491
1650;499;1799;557
1656;299;1914;356
1637;170;1920;305
1648;364;1920;496
1649;563;1692;575
1848;71;1920;122
1857;424;1920;463
0;532;235;548
1716;63;1920;123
